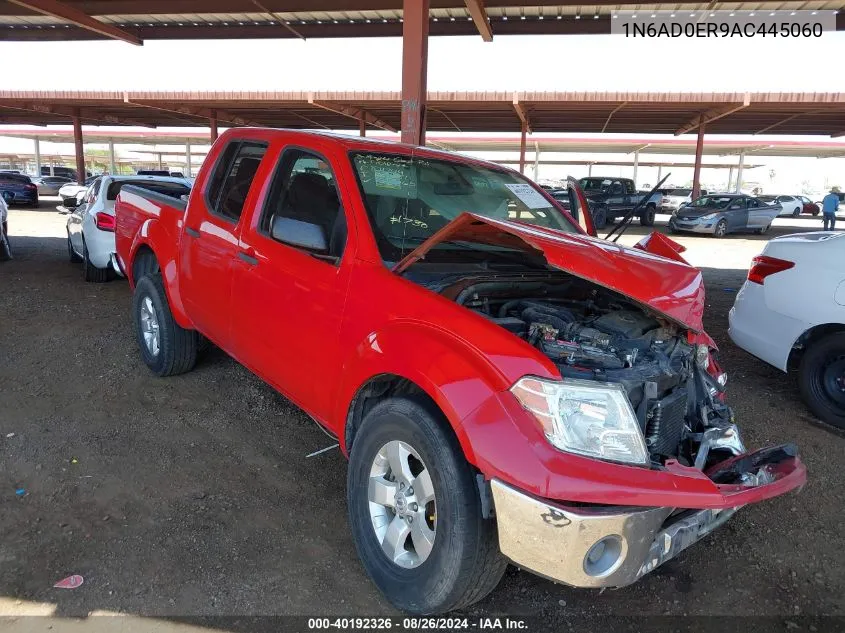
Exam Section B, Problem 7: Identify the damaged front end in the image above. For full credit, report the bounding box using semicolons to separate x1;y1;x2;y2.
490;444;803;588
395;213;806;588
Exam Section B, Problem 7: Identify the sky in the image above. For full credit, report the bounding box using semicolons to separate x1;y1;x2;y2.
1;31;844;92
1;32;844;192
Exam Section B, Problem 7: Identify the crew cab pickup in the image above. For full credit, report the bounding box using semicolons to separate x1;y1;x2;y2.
578;176;662;229
115;129;806;615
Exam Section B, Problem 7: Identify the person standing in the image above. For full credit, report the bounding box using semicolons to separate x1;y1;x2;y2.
822;187;841;231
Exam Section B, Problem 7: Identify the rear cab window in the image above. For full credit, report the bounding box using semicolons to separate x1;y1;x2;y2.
205;140;269;222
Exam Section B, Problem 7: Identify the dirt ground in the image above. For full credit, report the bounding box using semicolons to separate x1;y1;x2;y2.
1;201;844;626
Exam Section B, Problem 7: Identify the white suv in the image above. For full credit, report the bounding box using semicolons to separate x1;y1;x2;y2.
729;231;845;428
66;175;191;282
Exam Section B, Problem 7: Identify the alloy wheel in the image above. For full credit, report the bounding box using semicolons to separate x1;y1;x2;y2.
367;440;437;569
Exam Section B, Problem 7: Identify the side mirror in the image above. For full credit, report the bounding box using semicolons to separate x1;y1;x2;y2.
63;197;79;209
270;216;328;252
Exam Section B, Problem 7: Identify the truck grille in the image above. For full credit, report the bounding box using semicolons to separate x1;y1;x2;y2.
645;389;688;457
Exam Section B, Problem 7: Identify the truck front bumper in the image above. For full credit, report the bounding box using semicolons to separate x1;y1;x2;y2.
490;445;804;588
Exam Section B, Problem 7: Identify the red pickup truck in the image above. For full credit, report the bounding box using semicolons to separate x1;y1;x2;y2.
115;128;806;614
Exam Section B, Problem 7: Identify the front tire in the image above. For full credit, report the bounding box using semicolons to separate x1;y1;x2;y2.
82;239;110;283
347;397;506;614
640;204;656;227
713;219;728;238
799;332;845;429
132;274;198;376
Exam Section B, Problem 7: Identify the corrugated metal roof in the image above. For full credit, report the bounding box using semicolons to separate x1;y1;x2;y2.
1;2;842;39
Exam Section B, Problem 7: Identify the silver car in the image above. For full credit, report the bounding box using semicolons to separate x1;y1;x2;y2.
32;175;73;196
668;194;782;237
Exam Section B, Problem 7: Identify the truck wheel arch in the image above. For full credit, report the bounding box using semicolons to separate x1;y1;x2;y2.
128;238;193;330
337;324;514;466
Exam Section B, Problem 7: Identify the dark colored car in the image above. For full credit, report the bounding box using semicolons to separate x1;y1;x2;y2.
40;166;78;180
0;173;39;207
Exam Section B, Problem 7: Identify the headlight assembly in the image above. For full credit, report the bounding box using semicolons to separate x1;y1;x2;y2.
511;377;649;466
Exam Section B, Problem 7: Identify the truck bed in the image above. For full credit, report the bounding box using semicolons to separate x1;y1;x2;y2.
114;184;188;284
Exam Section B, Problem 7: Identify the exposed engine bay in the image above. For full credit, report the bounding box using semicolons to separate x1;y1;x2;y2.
425;271;739;469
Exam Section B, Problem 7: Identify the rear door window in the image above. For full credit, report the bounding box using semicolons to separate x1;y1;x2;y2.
205;140;268;222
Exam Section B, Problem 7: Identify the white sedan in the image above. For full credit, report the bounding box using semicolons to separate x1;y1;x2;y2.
729;231;845;428
758;195;803;218
67;175;191;282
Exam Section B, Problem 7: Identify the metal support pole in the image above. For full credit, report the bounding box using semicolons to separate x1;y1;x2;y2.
518;121;527;174
533;151;540;182
657;164;662;184
157;153;163;170
359;117;366;137
72;110;85;185
691;117;705;200
632;150;639;187
735;151;745;193
400;0;429;146
185;142;192;178
108;140;116;175
588;163;592;177
209;111;219;143
727;166;734;192
34;138;41;177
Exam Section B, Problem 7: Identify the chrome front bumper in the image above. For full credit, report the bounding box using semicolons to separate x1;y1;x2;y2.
490;479;738;588
669;217;717;234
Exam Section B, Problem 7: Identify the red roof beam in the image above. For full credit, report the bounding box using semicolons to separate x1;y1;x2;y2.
7;0;142;45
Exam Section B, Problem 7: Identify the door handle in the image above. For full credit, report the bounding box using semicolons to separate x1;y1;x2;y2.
238;250;258;266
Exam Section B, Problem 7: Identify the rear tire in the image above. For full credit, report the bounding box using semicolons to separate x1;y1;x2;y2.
82;239;110;283
67;232;82;263
713;219;728;238
132;274;198;377
798;332;845;430
792;208;800;218
347;397;506;614
640;204;656;227
755;223;771;235
591;206;608;230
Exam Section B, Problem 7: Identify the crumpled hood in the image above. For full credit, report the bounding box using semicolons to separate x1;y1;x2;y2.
393;213;706;332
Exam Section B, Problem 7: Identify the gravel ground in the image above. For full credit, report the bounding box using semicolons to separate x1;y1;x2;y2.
1;203;843;625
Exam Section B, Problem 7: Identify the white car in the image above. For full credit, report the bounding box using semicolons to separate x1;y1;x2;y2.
58;176;102;206
67;175;191;282
729;231;845;428
757;195;803;218
659;188;708;213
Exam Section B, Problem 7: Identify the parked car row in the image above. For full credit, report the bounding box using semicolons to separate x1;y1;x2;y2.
757;194;820;217
106;129;805;615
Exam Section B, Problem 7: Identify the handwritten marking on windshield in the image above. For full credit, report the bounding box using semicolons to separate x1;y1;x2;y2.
389;216;428;228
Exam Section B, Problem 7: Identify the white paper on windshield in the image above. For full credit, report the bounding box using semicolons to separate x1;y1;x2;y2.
374;167;404;190
504;183;551;209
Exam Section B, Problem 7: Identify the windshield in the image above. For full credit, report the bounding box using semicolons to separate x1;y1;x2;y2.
351;152;576;262
688;195;735;209
669;189;692;196
578;178;617;193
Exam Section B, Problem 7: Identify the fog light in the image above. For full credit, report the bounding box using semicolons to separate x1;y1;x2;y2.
583;535;624;577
